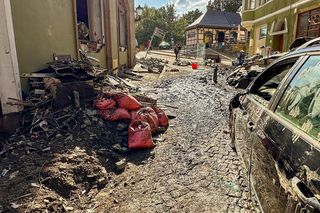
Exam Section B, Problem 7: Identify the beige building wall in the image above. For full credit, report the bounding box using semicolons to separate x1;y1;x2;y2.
0;0;22;114
11;0;78;76
9;0;136;91
254;25;267;55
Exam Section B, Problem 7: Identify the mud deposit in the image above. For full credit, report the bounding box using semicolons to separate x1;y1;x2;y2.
0;68;259;212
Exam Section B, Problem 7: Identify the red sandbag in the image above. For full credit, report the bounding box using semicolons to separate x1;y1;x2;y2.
131;107;159;133
99;108;131;121
95;99;116;110
130;110;138;121
128;121;155;149
153;107;169;128
112;93;143;110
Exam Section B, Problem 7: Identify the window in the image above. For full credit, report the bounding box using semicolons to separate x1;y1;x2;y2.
250;57;299;106
188;32;196;38
76;0;105;52
259;0;271;6
259;26;267;39
270;18;288;35
248;0;255;10
297;8;320;38
276;56;320;141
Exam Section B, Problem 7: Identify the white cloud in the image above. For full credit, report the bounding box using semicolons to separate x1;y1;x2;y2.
174;0;208;15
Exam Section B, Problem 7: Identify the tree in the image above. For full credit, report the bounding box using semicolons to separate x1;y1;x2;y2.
182;9;203;25
207;0;242;12
135;6;167;47
223;0;242;12
136;4;202;47
207;0;222;11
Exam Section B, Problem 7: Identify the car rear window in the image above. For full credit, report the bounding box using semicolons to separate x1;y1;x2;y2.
250;57;299;106
276;55;320;141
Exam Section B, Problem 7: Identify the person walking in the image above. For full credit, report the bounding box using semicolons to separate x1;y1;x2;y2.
174;45;181;60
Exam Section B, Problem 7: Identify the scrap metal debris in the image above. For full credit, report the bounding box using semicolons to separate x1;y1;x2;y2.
136;57;168;73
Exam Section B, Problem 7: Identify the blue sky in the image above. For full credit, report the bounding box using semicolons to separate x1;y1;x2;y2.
135;0;168;8
135;0;208;15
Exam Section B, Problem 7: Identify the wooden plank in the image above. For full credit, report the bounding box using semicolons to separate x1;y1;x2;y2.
21;73;56;78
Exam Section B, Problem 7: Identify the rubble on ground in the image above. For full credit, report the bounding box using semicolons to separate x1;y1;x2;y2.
173;59;191;66
0;53;172;212
136;57;168;73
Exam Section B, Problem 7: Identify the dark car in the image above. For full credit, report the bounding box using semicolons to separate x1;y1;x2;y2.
229;46;320;212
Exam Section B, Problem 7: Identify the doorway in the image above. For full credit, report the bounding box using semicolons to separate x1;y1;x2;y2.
273;34;284;52
204;32;213;48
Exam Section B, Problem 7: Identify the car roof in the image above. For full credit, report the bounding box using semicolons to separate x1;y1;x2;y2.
287;44;320;57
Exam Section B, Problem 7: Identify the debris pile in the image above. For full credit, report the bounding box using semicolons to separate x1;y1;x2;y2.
227;64;264;89
136;57;169;73
0;53;172;212
95;93;169;149
173;59;191;66
245;53;263;64
118;68;143;81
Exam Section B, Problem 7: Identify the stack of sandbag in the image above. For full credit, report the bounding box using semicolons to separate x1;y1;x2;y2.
95;93;169;149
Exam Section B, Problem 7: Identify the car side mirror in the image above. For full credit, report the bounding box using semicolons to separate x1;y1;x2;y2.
229;91;248;110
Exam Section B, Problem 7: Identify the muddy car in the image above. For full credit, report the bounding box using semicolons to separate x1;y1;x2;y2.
229;46;320;212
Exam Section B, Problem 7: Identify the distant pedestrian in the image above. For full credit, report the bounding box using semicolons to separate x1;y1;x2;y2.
174;45;181;60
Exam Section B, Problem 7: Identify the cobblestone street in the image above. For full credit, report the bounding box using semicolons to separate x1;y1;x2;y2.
95;54;260;212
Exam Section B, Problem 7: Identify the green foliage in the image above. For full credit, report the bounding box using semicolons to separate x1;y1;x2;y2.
207;0;242;12
136;4;202;47
182;9;203;25
223;0;242;12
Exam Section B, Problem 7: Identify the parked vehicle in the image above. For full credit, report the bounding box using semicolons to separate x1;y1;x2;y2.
159;41;171;50
294;37;320;52
289;37;318;51
229;45;320;212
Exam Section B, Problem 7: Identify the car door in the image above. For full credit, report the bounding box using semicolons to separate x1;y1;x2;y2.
232;55;306;212
268;54;320;212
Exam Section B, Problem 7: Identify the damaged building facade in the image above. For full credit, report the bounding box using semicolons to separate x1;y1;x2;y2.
242;0;320;55
185;5;246;50
0;0;136;129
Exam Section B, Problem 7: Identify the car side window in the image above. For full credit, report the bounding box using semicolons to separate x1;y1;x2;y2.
276;55;320;141
250;57;300;106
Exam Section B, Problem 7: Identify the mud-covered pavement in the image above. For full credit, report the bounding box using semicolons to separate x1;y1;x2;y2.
0;52;259;212
94;60;260;212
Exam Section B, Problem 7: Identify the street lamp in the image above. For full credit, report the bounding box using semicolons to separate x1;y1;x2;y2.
135;5;143;21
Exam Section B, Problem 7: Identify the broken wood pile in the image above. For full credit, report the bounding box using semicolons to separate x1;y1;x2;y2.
136;57;168;73
118;67;144;81
0;54;176;212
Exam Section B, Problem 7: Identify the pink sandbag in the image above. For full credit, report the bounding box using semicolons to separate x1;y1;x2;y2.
95;99;116;110
128;120;155;149
112;93;143;110
153;107;169;128
131;107;159;133
99;108;131;121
